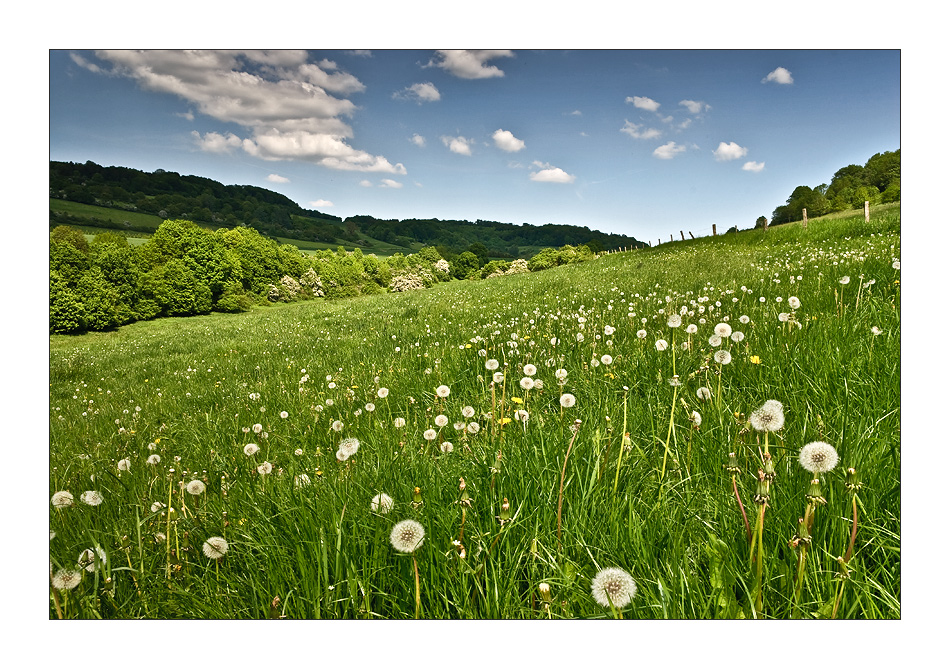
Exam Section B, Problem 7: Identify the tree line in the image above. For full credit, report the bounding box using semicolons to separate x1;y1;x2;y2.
767;149;899;226
50;160;645;256
50;219;612;334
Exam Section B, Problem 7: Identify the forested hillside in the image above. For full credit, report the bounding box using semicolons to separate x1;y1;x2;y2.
49;161;645;256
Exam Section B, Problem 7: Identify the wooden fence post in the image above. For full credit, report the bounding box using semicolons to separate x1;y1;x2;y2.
712;224;717;236
865;201;870;222
689;231;694;239
764;218;768;232
802;208;808;229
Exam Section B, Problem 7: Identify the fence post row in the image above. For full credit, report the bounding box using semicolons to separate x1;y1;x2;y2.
802;208;808;229
865;200;870;223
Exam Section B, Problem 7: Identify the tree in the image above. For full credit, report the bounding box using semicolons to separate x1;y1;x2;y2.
467;242;489;267
450;251;480;279
49;271;86;333
755;216;768;229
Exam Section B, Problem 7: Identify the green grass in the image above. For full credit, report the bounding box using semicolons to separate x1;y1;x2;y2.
48;207;900;620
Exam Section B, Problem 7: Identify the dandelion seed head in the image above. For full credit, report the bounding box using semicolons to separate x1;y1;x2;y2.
257;461;273;475
799;441;839;474
520;377;535;390
750;399;785;432
338;437;360;457
655;339;668;351
788;296;801;309
244;443;260;457
440;441;454;453
435;385;451;398
51;568;82;591
696;387;712;401
377;387;390;399
590;567;637;608
371;493;394;514
462;405;476;419
423;429;438;441
51;490;74;509
394;417;406;428
80;491;103;506
202;536;229;559
559;393;577;408
714;350;732;365
390;519;425;553
117;458;131;472
435;414;449;427
185;480;206;496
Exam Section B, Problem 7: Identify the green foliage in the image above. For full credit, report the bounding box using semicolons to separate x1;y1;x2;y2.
76;267;122;330
49;271;86;333
450;251;480;279
783;149;900;219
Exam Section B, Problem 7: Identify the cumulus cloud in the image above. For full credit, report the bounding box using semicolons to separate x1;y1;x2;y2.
394;81;441;103
653;141;686;159
492;129;525;152
267;174;290;183
679;99;710;114
309;199;334;207
529;161;575;183
380;179;403;188
713;141;749;161
441;135;475;156
620;120;662;140
86;50;405;174
626;95;661;112
762;67;793;85
742;161;765;173
358;180;373;187
410;134;426;148
176;110;195;121
427;49;514;79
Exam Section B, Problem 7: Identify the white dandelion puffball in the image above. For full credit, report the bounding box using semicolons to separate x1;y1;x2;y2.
117;458;131;472
604;325;615;335
394;417;406;428
600;354;613;365
690;411;702;427
523;363;537;376
435;414;449;427
839;276;850;285
257;461;273;475
77;547;107;572
799;441;840;474
590;567;637;608
51;569;83;591
371;493;395;514
436;385;451;398
750;399;785;432
365;402;376;412
560;393;577;408
280;411;289;419
492;372;505;384
51;491;74;509
467;422;481;434
244;443;260;457
331;420;344;432
555;368;568;381
80;491;103;506
696;387;712;401
714;350;732;365
338;437;360;458
655;339;668;352
731;331;745;343
778;312;790;323
186;480;206;496
294;474;311;489
390;519;425;553
202;536;229;559
739;315;750;324
440;441;454;453
892;260;900;270
714;323;732;338
147;454;161;465
462;406;476;419
708;334;722;347
520;376;535;390
685;323;698;334
150;501;166;513
423;429;438;441
667;314;682;328
637;329;647;339
788;296;801;309
252;423;263;434
377;387;390;399
485;359;499;371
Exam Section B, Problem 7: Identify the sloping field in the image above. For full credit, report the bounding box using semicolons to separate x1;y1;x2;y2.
49;208;900;619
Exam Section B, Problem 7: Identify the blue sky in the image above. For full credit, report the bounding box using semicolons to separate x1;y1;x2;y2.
50;49;899;244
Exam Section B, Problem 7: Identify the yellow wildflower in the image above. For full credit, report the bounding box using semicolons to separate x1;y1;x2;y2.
511;397;524;405
749;355;761;364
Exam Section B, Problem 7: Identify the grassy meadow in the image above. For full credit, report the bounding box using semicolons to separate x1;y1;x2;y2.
48;208;900;620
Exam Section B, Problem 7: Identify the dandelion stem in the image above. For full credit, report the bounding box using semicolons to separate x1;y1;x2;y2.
844;494;859;563
556;420;582;553
51;586;64;619
612;391;628;498
733;476;752;545
659;385;678;483
412;555;421;619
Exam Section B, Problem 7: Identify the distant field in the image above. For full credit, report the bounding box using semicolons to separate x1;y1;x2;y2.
50;198;168;230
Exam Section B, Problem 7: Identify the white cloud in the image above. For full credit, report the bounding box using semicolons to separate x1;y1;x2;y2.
742;161;765;173
569;110;583;116
679;99;710;114
713;141;749;161
427;50;514;79
441;135;474;156
69;52;105;74
267;174;290;183
410;134;426;148
620;120;662;140
762;67;794;85
653;141;686;159
191;130;243;153
89;50;404;174
380;179;403;188
176;110;195;121
394;81;441;103
529;161;575;183
492;129;525;152
309;199;334;207
358;180;373;187
626;95;661;112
